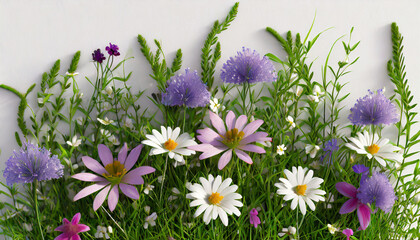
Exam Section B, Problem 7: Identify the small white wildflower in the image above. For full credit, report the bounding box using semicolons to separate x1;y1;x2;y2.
100;129;111;138
157;175;163;183
123;117;134;129
414;193;420;204
324;193;335;209
305;144;320;158
143;184;155;195
78;92;84;99
277;144;287;156
307;85;324;102
144;212;157;229
278;226;296;239
72;164;79;170
97;117;114;125
104;86;113;96
103;102;112;111
173;158;186;167
168;187;180;201
286;116;296;128
46;225;53;233
209;97;225;114
66;72;79;77
66;135;82;147
258;140;271;147
94;225;111;239
144;206;151;214
37;98;44;104
108;135;120;145
309;160;321;170
23;223;33;232
327;224;338;234
250;115;255;122
76;117;84;125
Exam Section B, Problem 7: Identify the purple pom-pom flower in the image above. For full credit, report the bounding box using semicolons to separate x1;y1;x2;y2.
357;172;397;213
92;49;106;63
3;142;64;186
105;43;120;56
161;68;210;108
220;47;276;84
348;89;399;126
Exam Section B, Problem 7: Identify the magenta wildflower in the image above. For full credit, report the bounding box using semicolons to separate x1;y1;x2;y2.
342;228;354;240
336;182;371;230
105;43;120;56
54;213;90;240
3;141;64;186
249;208;261;228
220;47;276;84
92;49;106;63
348;89;399;126
161;68;210;108
72;143;155;211
189;111;271;170
357;172;396;213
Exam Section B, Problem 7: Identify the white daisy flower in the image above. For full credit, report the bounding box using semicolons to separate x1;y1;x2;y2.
277;144;287;156
275;166;326;215
144;184;155;195
97;117;114;125
327;224;338;234
305;144;320;158
286;116;296;128
186;174;243;226
278;226;296;239
345;130;403;166
142;126;197;162
66;135;82;147
209;97;225;114
94;225;112;239
144;212;157;229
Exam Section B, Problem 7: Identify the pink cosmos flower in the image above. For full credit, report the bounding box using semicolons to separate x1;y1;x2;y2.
336;182;371;230
342;228;354;240
189;111;271;170
72;143;155;211
249;208;261;228
54;213;89;240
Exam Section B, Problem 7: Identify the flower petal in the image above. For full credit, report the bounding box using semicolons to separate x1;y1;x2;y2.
225;111;236;130
209;110;226;135
234;149;253;164
234;115;248;132
93;185;111;211
118;143;128;164
357;203;371;230
73;182;109;201
108;185;119;212
120;183;139;199
71;213;81;224
72;173;106;182
218;149;233;170
98;144;113;166
339;198;358;214
242;119;263;137
82;156;107;175
124;144;143;171
336;182;357;198
238;144;265;154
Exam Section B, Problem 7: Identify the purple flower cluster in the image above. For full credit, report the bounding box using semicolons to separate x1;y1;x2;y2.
348;89;399;126
3;142;64;186
105;43;120;56
92;49;106;63
357;171;397;213
320;139;339;164
161;69;210;108
220;47;276;84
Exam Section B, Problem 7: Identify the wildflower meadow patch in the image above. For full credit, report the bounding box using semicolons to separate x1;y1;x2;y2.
0;2;419;239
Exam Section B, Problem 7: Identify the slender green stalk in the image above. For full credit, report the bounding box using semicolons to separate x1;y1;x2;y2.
32;180;44;240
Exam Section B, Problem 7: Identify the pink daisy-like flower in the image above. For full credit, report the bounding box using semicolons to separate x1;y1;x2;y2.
189;111;271;170
54;213;90;240
72;143;155;211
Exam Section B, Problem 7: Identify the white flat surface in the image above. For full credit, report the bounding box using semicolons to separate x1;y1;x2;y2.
0;0;419;220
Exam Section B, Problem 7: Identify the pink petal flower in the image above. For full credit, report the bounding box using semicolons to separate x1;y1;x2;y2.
218;149;233;170
81;156;107;175
249;208;261;228
209;110;226;135
342;228;354;240
54;213;90;240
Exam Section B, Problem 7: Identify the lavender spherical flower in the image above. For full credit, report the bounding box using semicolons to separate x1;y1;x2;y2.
348;89;399;126
220;47;276;84
92;49;106;63
357;172;397;213
161;69;210;108
105;43;120;56
3;142;64;186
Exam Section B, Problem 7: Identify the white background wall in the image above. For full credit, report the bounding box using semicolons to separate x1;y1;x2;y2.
1;0;419;206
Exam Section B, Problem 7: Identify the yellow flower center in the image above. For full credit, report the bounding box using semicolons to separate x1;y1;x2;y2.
367;144;380;155
220;128;245;149
208;192;224;205
296;184;307;196
164;138;178;151
103;161;127;184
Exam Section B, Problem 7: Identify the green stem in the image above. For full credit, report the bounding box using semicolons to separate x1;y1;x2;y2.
33;180;44;240
159;154;169;202
101;206;129;240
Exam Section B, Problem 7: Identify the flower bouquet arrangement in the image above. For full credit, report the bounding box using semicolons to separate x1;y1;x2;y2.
1;3;419;239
